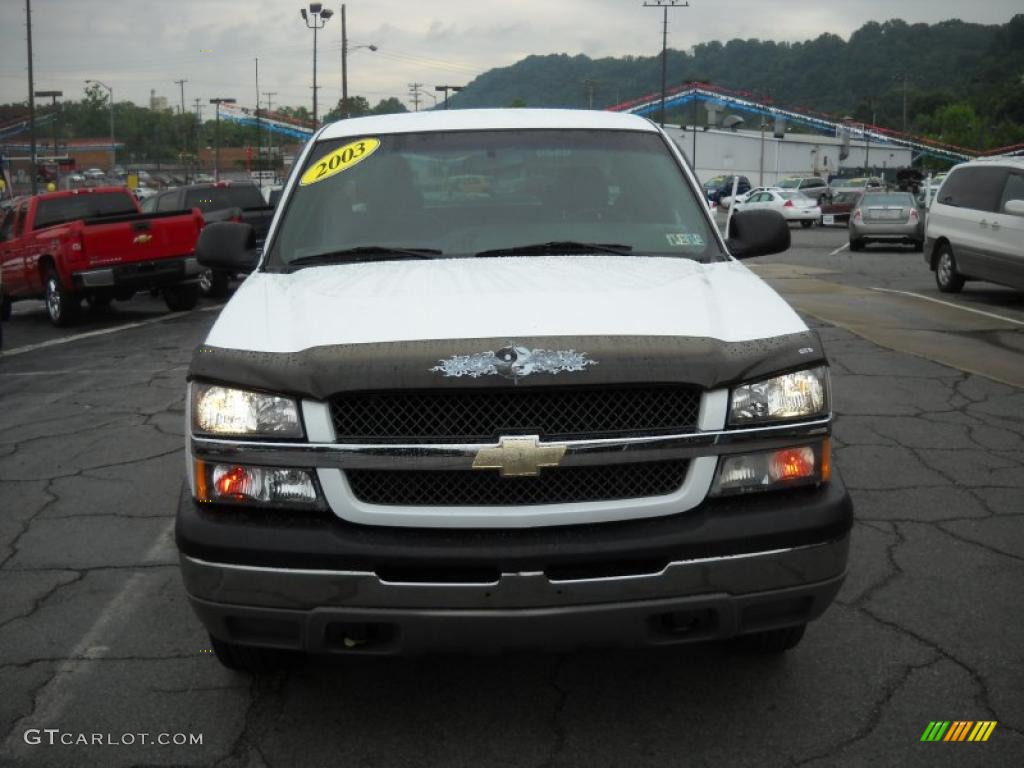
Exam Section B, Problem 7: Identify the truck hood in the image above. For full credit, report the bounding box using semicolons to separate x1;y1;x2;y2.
204;255;807;354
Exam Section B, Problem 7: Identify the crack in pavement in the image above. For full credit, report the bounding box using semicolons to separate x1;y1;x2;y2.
534;654;570;768
0;569;84;632
792;654;944;766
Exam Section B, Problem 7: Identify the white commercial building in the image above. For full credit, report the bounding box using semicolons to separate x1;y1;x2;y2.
666;124;914;186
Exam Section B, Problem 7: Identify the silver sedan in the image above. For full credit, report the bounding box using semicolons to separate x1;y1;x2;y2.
849;191;924;251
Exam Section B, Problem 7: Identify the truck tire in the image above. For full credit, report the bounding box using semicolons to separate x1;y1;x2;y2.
198;269;230;299
935;243;965;293
800;220;813;229
163;284;199;312
1;292;11;321
44;268;80;327
849;238;864;252
209;634;291;674
730;624;806;654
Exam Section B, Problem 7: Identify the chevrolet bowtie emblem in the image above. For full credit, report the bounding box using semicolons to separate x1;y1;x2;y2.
133;233;153;244
472;436;567;477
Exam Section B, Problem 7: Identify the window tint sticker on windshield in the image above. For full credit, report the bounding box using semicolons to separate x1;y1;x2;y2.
666;233;705;247
300;138;381;186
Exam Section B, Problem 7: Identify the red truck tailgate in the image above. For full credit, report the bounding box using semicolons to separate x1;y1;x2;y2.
78;210;203;268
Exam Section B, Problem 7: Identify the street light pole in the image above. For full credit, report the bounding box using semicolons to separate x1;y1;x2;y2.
85;79;115;171
34;90;62;187
340;5;378;119
435;85;463;109
26;0;38;195
300;3;333;126
642;0;688;128
209;97;236;182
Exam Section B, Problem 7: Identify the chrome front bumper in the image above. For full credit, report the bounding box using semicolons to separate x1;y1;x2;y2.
181;534;849;653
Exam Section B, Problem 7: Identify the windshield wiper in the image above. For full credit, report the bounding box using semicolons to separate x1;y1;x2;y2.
475;241;633;258
284;246;442;271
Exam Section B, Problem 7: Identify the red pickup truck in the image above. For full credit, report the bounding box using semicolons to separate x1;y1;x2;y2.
0;187;205;326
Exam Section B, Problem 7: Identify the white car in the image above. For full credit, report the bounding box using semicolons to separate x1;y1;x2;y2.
133;186;158;201
734;189;821;227
178;108;851;671
721;186;781;209
83;168;106;180
925;158;1024;292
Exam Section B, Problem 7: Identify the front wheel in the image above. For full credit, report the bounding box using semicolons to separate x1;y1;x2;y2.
163;284;199;312
800;220;813;229
44;268;80;327
935;244;965;293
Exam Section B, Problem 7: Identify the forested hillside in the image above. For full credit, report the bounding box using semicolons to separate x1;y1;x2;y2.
455;15;1024;150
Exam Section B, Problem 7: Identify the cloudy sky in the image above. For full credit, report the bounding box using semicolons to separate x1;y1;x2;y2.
1;1;1019;115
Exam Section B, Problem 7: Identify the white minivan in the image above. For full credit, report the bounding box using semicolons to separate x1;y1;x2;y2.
925;158;1024;292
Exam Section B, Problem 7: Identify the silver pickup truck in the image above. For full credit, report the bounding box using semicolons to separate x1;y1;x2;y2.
176;109;852;672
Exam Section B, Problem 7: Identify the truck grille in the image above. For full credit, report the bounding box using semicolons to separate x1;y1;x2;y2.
345;460;690;506
330;387;701;443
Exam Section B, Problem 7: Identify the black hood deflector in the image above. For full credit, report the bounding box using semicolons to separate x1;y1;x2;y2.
188;332;827;398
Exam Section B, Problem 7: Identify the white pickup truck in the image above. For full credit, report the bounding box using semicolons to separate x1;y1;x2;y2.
177;109;852;672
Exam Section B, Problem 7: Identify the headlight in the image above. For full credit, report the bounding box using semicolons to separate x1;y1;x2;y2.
728;367;829;425
191;383;303;438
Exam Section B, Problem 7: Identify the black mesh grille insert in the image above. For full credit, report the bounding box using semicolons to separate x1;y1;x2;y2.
345;461;690;506
330;387;701;443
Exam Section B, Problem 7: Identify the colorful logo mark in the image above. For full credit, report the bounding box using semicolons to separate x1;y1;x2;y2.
921;721;997;742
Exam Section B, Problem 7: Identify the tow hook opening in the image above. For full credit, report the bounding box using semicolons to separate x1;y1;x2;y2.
649;608;718;639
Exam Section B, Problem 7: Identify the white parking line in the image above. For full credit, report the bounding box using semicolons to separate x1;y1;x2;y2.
828;243;850;256
0;304;223;359
870;287;1024;327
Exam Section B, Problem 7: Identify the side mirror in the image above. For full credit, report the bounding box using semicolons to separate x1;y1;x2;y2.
196;221;259;271
1004;199;1024;217
726;209;791;259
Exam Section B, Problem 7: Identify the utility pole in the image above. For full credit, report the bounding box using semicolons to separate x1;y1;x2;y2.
26;0;38;195
174;79;187;114
582;79;597;109
341;4;348;110
209;97;236;182
254;58;260;173
408;82;423;112
263;91;278;172
643;0;688;128
900;74;908;134
34;91;62;186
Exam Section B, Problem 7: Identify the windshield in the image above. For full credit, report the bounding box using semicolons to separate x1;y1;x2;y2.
267;129;719;267
34;191;138;229
861;193;916;206
184;185;267;212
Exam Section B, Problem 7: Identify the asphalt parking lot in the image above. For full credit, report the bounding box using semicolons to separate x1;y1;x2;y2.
1;223;1022;767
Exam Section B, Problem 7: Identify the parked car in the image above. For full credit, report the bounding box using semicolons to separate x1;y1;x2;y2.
848;191;924;251
83;168;106;180
777;176;829;204
178;108;851;672
133;186;158;201
828;177;882;194
143;181;274;297
819;191;861;226
194;173;215;183
0;187;204;325
925;158;1024;292
733;189;820;227
702;174;751;205
720;186;779;209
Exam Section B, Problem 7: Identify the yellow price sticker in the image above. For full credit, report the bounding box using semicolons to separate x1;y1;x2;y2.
300;138;381;186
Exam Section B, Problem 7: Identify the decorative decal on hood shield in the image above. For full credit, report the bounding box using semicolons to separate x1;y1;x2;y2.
431;345;597;379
